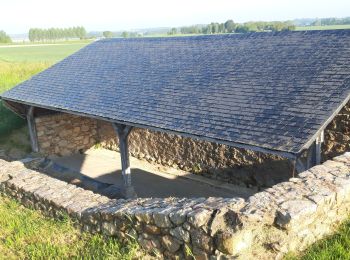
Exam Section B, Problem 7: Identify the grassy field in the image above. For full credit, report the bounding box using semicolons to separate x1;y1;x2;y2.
0;42;89;138
0;195;138;259
296;24;350;31
0;42;89;62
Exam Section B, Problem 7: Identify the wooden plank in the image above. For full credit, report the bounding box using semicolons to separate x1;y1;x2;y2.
26;106;39;152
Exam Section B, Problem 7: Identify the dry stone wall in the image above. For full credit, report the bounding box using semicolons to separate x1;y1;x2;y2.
35;113;97;156
2;153;350;259
97;120;291;188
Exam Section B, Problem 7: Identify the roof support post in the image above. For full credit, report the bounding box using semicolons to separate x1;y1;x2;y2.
113;123;136;199
26;106;39;152
315;131;324;165
294;130;324;174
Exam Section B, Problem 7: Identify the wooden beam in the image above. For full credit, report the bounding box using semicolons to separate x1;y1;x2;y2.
315;130;324;165
306;143;315;169
26;106;39;152
113;123;136;198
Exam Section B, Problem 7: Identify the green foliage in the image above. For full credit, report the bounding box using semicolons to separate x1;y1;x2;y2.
224;20;236;33
173;19;295;36
0;30;12;44
0;61;51;136
0;195;139;259
28;26;87;42
311;17;350;26
103;31;114;38
121;31;129;38
167;28;177;35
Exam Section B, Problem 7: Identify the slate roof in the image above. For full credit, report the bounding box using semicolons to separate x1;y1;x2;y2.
2;30;350;157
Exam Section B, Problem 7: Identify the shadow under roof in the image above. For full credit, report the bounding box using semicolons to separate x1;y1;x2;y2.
2;30;350;158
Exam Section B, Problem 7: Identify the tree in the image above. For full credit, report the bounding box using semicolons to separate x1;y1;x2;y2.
167;28;177;35
103;31;114;38
224;20;236;33
28;26;87;42
0;30;12;43
121;31;129;38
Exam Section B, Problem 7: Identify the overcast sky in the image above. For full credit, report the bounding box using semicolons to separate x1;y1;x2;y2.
2;0;350;34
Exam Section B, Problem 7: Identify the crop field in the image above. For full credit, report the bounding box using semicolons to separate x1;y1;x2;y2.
0;42;89;62
0;42;89;137
296;24;350;31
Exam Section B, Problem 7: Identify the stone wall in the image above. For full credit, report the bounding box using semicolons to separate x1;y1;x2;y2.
2;153;350;259
34;101;350;187
323;103;350;160
97;120;291;188
35;113;97;156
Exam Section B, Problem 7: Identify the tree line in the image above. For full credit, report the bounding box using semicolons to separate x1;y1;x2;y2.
168;20;295;35
28;26;86;42
312;17;350;26
0;30;12;43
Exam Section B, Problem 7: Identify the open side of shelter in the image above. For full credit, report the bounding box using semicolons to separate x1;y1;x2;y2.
5;101;331;198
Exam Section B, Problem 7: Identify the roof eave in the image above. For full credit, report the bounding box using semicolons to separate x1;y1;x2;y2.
1;96;298;160
297;91;350;155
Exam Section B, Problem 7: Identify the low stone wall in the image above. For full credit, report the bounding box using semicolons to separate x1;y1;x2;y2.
1;153;350;259
35;113;97;156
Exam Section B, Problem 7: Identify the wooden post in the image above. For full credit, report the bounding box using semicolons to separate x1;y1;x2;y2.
113;123;136;198
295;130;324;173
315;131;324;165
306;143;315;169
26;106;39;152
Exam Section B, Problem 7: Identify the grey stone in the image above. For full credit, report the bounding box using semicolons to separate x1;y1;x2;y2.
170;226;190;243
161;235;181;253
144;224;161;235
215;230;252;255
191;229;213;253
101;221;117;236
153;211;173;228
169;207;192;225
187;208;212;228
275;199;317;230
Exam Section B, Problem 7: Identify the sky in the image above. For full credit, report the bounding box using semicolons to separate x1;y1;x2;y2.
1;0;350;34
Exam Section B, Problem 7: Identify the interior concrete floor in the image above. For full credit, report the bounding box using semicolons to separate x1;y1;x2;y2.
51;148;255;198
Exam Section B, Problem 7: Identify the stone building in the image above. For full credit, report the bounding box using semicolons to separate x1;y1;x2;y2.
2;30;350;196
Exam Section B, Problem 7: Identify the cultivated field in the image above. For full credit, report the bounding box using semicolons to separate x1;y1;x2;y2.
0;42;89;138
296;24;350;31
0;42;89;62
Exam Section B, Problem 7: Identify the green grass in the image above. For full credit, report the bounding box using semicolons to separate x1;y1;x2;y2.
296;24;350;31
0;42;89;62
0;61;51;136
0;195;139;259
0;42;89;137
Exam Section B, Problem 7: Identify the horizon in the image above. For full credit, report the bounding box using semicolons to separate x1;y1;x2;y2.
7;15;350;36
2;0;350;34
